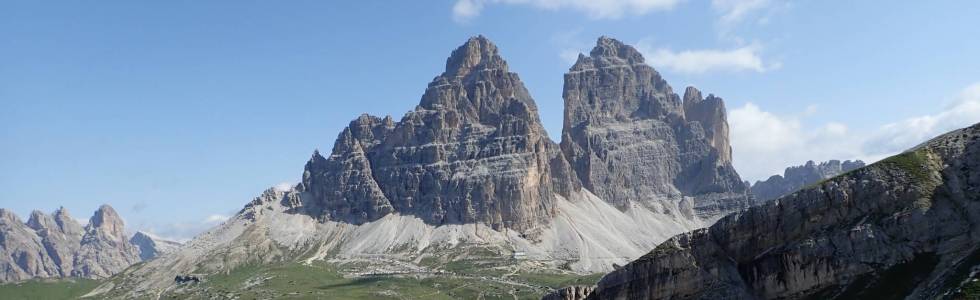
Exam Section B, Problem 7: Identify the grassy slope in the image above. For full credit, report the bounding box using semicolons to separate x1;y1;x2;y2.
0;278;100;300
158;261;600;300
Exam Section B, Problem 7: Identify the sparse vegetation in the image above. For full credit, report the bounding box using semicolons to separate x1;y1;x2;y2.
957;279;980;300
878;149;936;183
0;278;100;300
154;260;599;299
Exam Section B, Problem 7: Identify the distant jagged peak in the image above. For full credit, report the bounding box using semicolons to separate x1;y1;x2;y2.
750;159;867;203
0;208;21;224
443;35;508;78
52;206;81;229
24;207;83;233
87;204;127;238
26;209;54;231
89;204;121;227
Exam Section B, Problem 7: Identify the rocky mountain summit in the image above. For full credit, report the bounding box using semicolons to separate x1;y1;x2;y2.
0;205;166;282
566;122;980;299
750;159;865;202
89;36;753;298
294;35;749;235
561;36;749;220
298;35;570;234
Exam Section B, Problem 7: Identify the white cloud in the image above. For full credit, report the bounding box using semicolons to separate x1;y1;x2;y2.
637;41;777;74
863;82;980;155
73;217;89;226
204;214;229;224
731;82;980;182
133;213;234;242
452;0;485;23
712;0;772;25
730;102;861;181
273;182;295;192
710;0;787;36
559;48;584;64
452;0;682;22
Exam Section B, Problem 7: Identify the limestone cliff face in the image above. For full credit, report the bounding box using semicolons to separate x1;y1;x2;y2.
299;36;574;233
299;36;748;232
26;208;84;277
0;205;143;282
560;37;748;219
581;123;980;300
74;205;141;278
750;159;866;203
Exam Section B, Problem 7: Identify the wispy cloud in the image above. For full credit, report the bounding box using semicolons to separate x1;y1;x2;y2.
637;40;778;74
551;30;591;65
204;214;229;224
273;182;295;192
452;0;682;23
710;0;788;37
731;82;980;182
712;0;772;24
130;202;147;213
134;213;234;242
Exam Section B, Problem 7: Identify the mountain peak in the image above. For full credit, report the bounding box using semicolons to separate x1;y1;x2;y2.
88;204;127;239
443;35;507;78
682;86;703;105
26;210;51;231
0;208;20;224
590;36;645;64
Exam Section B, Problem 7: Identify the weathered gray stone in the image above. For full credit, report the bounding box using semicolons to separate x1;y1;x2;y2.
543;285;595;300
73;205;141;278
560;36;749;220
581;122;980;300
0;205;144;282
298;36;573;234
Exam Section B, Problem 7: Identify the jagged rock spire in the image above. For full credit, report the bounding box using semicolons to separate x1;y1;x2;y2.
0;204;139;282
443;35;507;78
561;36;748;218
299;35;565;233
590;36;645;63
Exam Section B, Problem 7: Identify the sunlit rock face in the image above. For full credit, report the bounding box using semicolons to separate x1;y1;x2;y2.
0;205;141;282
560;36;749;221
299;36;575;234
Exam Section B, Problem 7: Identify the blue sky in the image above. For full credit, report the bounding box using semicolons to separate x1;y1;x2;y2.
2;1;979;240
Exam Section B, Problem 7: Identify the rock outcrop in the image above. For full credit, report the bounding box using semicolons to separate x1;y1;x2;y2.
130;231;182;261
298;35;574;234
543;285;595;300
73;205;141;278
0;205;145;282
298;36;748;234
750;159;865;202
579;122;980;299
560;36;749;220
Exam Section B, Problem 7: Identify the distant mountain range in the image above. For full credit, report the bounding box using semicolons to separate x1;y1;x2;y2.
750;159;866;203
0;205;180;282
